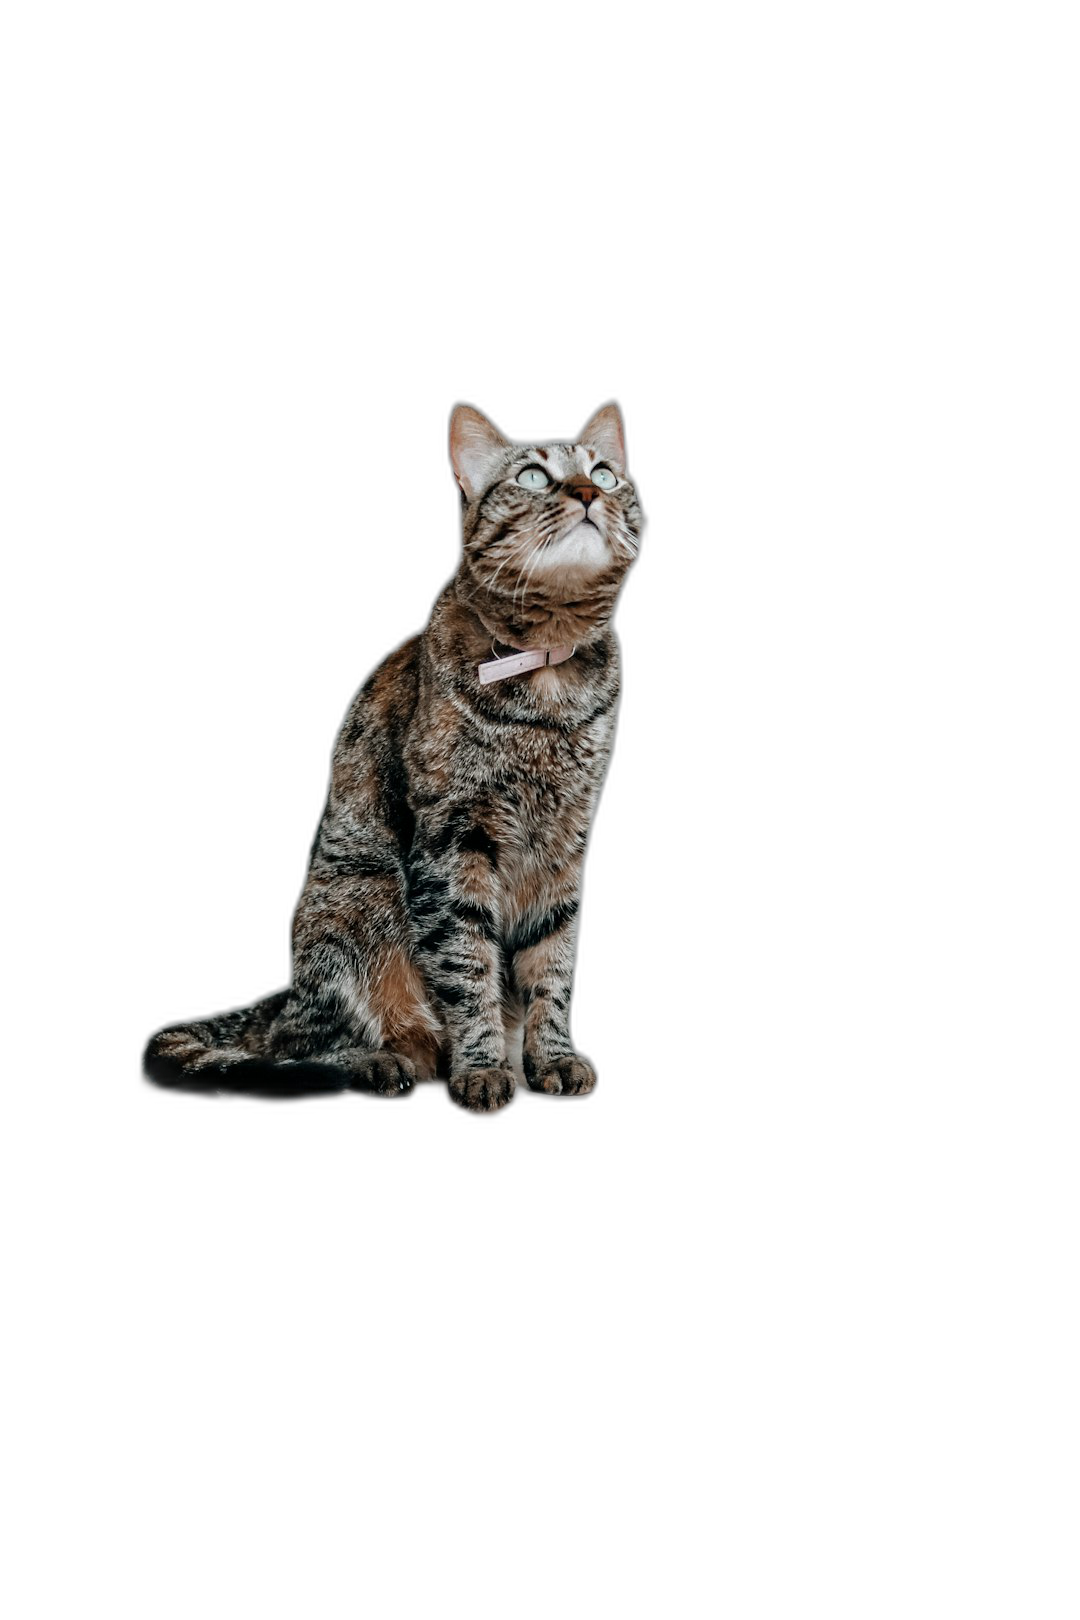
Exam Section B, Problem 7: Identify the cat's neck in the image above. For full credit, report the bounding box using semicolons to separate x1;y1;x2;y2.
425;584;618;719
448;569;614;655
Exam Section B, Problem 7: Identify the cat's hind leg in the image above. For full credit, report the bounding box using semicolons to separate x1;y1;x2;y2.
266;868;442;1088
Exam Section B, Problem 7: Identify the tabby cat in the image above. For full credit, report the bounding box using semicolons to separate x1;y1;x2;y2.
144;403;642;1110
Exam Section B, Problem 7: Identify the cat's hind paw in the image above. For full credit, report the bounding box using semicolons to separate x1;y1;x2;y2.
448;1066;516;1113
525;1054;597;1096
349;1050;417;1096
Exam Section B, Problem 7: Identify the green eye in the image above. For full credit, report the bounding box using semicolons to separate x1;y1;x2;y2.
517;466;550;490
592;466;618;490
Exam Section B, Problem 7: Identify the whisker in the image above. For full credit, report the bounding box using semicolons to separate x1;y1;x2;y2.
513;541;546;621
486;542;527;594
512;552;535;617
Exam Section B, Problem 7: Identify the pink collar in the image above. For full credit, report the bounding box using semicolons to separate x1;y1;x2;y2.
477;644;575;685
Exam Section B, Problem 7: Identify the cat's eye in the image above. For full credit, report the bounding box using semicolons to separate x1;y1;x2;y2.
592;466;618;490
516;466;550;490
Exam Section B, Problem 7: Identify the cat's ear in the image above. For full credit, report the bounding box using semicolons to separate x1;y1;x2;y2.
449;404;510;499
579;402;626;471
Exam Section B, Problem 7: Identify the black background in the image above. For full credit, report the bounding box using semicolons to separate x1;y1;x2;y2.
120;312;693;1179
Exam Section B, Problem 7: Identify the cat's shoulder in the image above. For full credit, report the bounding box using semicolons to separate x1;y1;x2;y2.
335;633;422;755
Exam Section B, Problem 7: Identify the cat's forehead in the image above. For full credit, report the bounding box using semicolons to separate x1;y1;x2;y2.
516;442;602;477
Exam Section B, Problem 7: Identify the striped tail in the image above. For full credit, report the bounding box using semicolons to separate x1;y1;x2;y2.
143;990;361;1097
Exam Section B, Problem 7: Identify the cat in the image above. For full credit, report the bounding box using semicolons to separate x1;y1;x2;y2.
144;402;643;1111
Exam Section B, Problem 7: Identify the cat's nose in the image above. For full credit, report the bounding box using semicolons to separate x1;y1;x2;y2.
565;479;598;507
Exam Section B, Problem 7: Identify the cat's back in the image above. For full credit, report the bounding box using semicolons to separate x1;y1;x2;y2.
331;634;422;791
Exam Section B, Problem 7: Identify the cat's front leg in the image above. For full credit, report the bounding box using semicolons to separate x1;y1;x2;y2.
512;874;597;1097
411;810;515;1113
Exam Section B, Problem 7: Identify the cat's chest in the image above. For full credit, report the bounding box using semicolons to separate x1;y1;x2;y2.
406;669;615;869
472;709;611;833
496;768;589;851
426;712;600;838
477;719;607;886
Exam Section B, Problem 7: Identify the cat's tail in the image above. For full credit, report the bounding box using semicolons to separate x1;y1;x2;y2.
143;990;355;1097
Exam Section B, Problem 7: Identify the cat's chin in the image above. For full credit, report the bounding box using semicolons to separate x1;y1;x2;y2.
535;517;610;574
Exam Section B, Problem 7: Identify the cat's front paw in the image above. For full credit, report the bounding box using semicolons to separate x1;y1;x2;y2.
525;1054;597;1096
350;1051;416;1096
448;1066;516;1113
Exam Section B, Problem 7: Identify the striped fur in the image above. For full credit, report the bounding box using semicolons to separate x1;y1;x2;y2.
144;403;642;1110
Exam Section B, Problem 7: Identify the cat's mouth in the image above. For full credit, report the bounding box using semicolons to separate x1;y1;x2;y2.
568;511;603;538
530;513;611;574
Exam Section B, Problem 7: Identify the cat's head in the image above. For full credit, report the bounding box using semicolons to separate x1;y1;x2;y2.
449;403;642;647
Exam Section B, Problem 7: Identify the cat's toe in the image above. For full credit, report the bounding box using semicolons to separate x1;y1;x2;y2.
526;1055;597;1096
448;1066;516;1113
351;1051;416;1096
